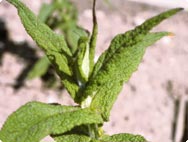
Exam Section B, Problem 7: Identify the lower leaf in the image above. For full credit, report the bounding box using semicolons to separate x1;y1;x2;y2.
101;133;147;142
54;133;147;142
54;134;92;142
0;102;103;142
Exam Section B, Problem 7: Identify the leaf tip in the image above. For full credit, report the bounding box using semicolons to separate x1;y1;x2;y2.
173;7;184;13
168;32;175;37
178;7;184;11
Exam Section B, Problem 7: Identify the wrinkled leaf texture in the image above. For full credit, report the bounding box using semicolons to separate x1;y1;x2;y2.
81;8;183;120
0;102;103;142
54;133;146;142
7;0;79;99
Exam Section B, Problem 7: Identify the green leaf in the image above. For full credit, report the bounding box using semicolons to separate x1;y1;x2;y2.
27;56;50;80
53;134;104;142
55;135;107;142
80;8;183;120
91;8;183;79
54;133;147;142
6;0;79;99
101;133;147;142
8;0;72;73
54;134;92;142
82;32;171;120
54;133;146;142
0;102;103;142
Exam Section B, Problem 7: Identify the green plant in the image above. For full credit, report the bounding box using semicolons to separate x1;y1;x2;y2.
0;0;183;141
27;0;87;88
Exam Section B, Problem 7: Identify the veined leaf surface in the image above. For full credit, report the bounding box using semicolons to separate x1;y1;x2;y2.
54;134;92;142
91;8;183;79
0;102;103;142
81;8;183;120
6;0;79;99
101;133;147;142
54;133;146;142
83;32;171;120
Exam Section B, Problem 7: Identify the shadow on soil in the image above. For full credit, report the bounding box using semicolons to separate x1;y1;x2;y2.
0;18;59;90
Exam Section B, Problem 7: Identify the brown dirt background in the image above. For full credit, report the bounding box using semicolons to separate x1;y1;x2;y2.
0;0;188;142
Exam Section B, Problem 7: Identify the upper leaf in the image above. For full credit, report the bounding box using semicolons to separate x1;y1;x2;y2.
91;8;183;79
0;102;103;142
6;0;80;99
54;133;147;142
54;134;92;142
101;133;147;142
87;32;171;120
80;8;183;120
8;0;72;73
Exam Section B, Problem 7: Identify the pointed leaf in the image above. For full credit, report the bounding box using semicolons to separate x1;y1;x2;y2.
8;0;72;74
83;32;171;120
101;133;147;142
6;0;79;99
54;133;147;142
0;102;103;142
91;8;183;79
53;134;104;142
54;134;92;142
